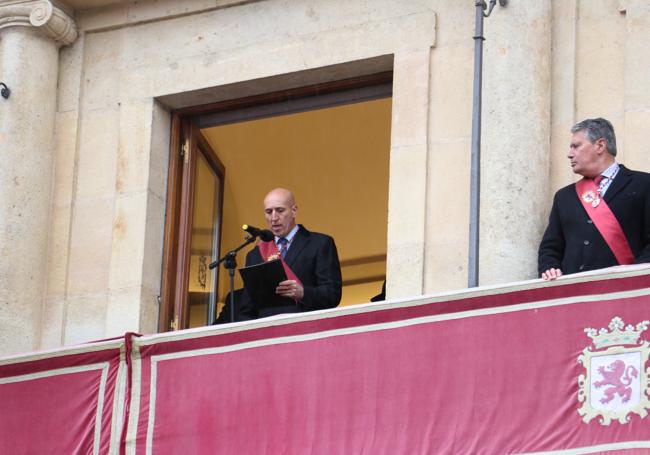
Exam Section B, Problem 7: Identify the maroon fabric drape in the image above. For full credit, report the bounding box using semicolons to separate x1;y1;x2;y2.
4;268;650;454
0;339;126;454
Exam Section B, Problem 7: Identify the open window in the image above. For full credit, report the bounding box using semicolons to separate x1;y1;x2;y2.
161;72;392;331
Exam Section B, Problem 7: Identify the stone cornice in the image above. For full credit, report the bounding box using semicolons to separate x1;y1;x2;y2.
0;0;77;46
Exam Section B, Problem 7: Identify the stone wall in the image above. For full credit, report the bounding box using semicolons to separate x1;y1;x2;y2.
0;0;648;355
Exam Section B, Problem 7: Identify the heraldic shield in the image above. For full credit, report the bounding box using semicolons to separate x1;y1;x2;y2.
578;316;650;425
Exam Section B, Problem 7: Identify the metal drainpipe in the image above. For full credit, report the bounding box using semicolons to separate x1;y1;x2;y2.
468;0;507;288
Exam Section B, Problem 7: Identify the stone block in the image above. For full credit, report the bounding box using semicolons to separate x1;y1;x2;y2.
549;123;576;196
113;0;436;101
429;44;472;141
63;294;107;346
77;0;258;34
386;241;424;299
0;280;41;355
142;191;166;292
386;141;428;297
139;285;161;335
426;139;471;219
66;197;114;295
387;144;427;240
57;36;84;113
430;1;472;48
39;296;65;350
0;320;37;357
52;111;78;208
116;101;153;195
424;236;468;293
81;32;124;111
125;0;217;25
45;205;72;298
550;0;577;135
391;49;431;148
424;138;470;292
75;108;119;201
624;109;650;171
105;286;142;338
108;192;148;290
148;101;171;201
624;2;650;110
575;1;625;118
76;4;128;32
539;0;579;194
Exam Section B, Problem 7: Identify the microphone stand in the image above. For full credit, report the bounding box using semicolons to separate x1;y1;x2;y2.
208;235;257;323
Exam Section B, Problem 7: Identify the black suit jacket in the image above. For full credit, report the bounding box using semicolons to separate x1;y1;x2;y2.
538;165;650;276
237;225;342;320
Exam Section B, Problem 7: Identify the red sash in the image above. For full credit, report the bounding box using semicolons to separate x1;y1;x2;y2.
575;178;634;265
257;240;303;286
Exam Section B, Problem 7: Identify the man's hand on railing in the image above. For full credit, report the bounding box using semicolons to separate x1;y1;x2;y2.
542;268;563;281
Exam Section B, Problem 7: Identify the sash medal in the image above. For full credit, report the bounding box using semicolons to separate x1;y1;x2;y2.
581;190;601;208
575;176;634;265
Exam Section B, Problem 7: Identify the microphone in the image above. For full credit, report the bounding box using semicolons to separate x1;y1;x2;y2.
242;224;274;242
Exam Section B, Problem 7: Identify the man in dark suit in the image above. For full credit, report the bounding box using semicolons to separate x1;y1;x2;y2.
538;118;650;280
236;187;342;319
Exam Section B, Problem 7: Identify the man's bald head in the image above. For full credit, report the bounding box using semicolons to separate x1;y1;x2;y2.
263;188;298;238
264;188;295;207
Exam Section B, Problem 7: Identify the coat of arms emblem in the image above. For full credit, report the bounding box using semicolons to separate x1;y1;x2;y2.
578;316;650;425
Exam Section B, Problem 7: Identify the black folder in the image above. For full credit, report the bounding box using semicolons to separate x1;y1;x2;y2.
238;259;294;308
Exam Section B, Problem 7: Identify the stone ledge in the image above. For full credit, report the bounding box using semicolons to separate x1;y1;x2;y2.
76;0;263;33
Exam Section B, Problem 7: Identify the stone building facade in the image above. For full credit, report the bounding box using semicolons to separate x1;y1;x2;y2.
0;0;648;356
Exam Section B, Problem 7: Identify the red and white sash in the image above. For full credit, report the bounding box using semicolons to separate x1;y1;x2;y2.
257;240;303;286
575;178;634;265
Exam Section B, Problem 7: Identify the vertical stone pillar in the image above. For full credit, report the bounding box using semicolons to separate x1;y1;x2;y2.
385;48;432;299
479;0;552;285
0;0;77;355
623;0;650;170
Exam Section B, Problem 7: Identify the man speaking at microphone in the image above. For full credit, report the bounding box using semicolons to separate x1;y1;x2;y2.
238;187;342;319
538;118;650;280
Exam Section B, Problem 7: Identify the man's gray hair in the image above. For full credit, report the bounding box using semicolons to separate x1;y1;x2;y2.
571;118;617;156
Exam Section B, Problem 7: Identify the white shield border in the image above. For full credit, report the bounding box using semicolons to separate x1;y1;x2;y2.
578;341;650;425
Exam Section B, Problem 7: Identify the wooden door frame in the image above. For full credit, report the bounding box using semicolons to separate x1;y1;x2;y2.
159;119;225;331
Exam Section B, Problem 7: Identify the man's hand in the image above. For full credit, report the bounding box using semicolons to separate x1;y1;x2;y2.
276;280;304;301
541;268;563;281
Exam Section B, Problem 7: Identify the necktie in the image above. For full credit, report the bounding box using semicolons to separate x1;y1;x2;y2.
594;175;605;197
589;175;605;208
278;237;288;259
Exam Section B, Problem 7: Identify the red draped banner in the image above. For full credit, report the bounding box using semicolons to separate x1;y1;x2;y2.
0;338;127;454
4;266;650;454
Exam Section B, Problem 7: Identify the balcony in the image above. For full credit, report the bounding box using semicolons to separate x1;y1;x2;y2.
2;264;650;454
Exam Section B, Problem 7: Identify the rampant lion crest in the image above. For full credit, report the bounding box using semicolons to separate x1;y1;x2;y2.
577;317;650;425
594;359;638;404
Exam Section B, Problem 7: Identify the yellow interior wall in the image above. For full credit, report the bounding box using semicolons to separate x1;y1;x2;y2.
201;97;392;313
